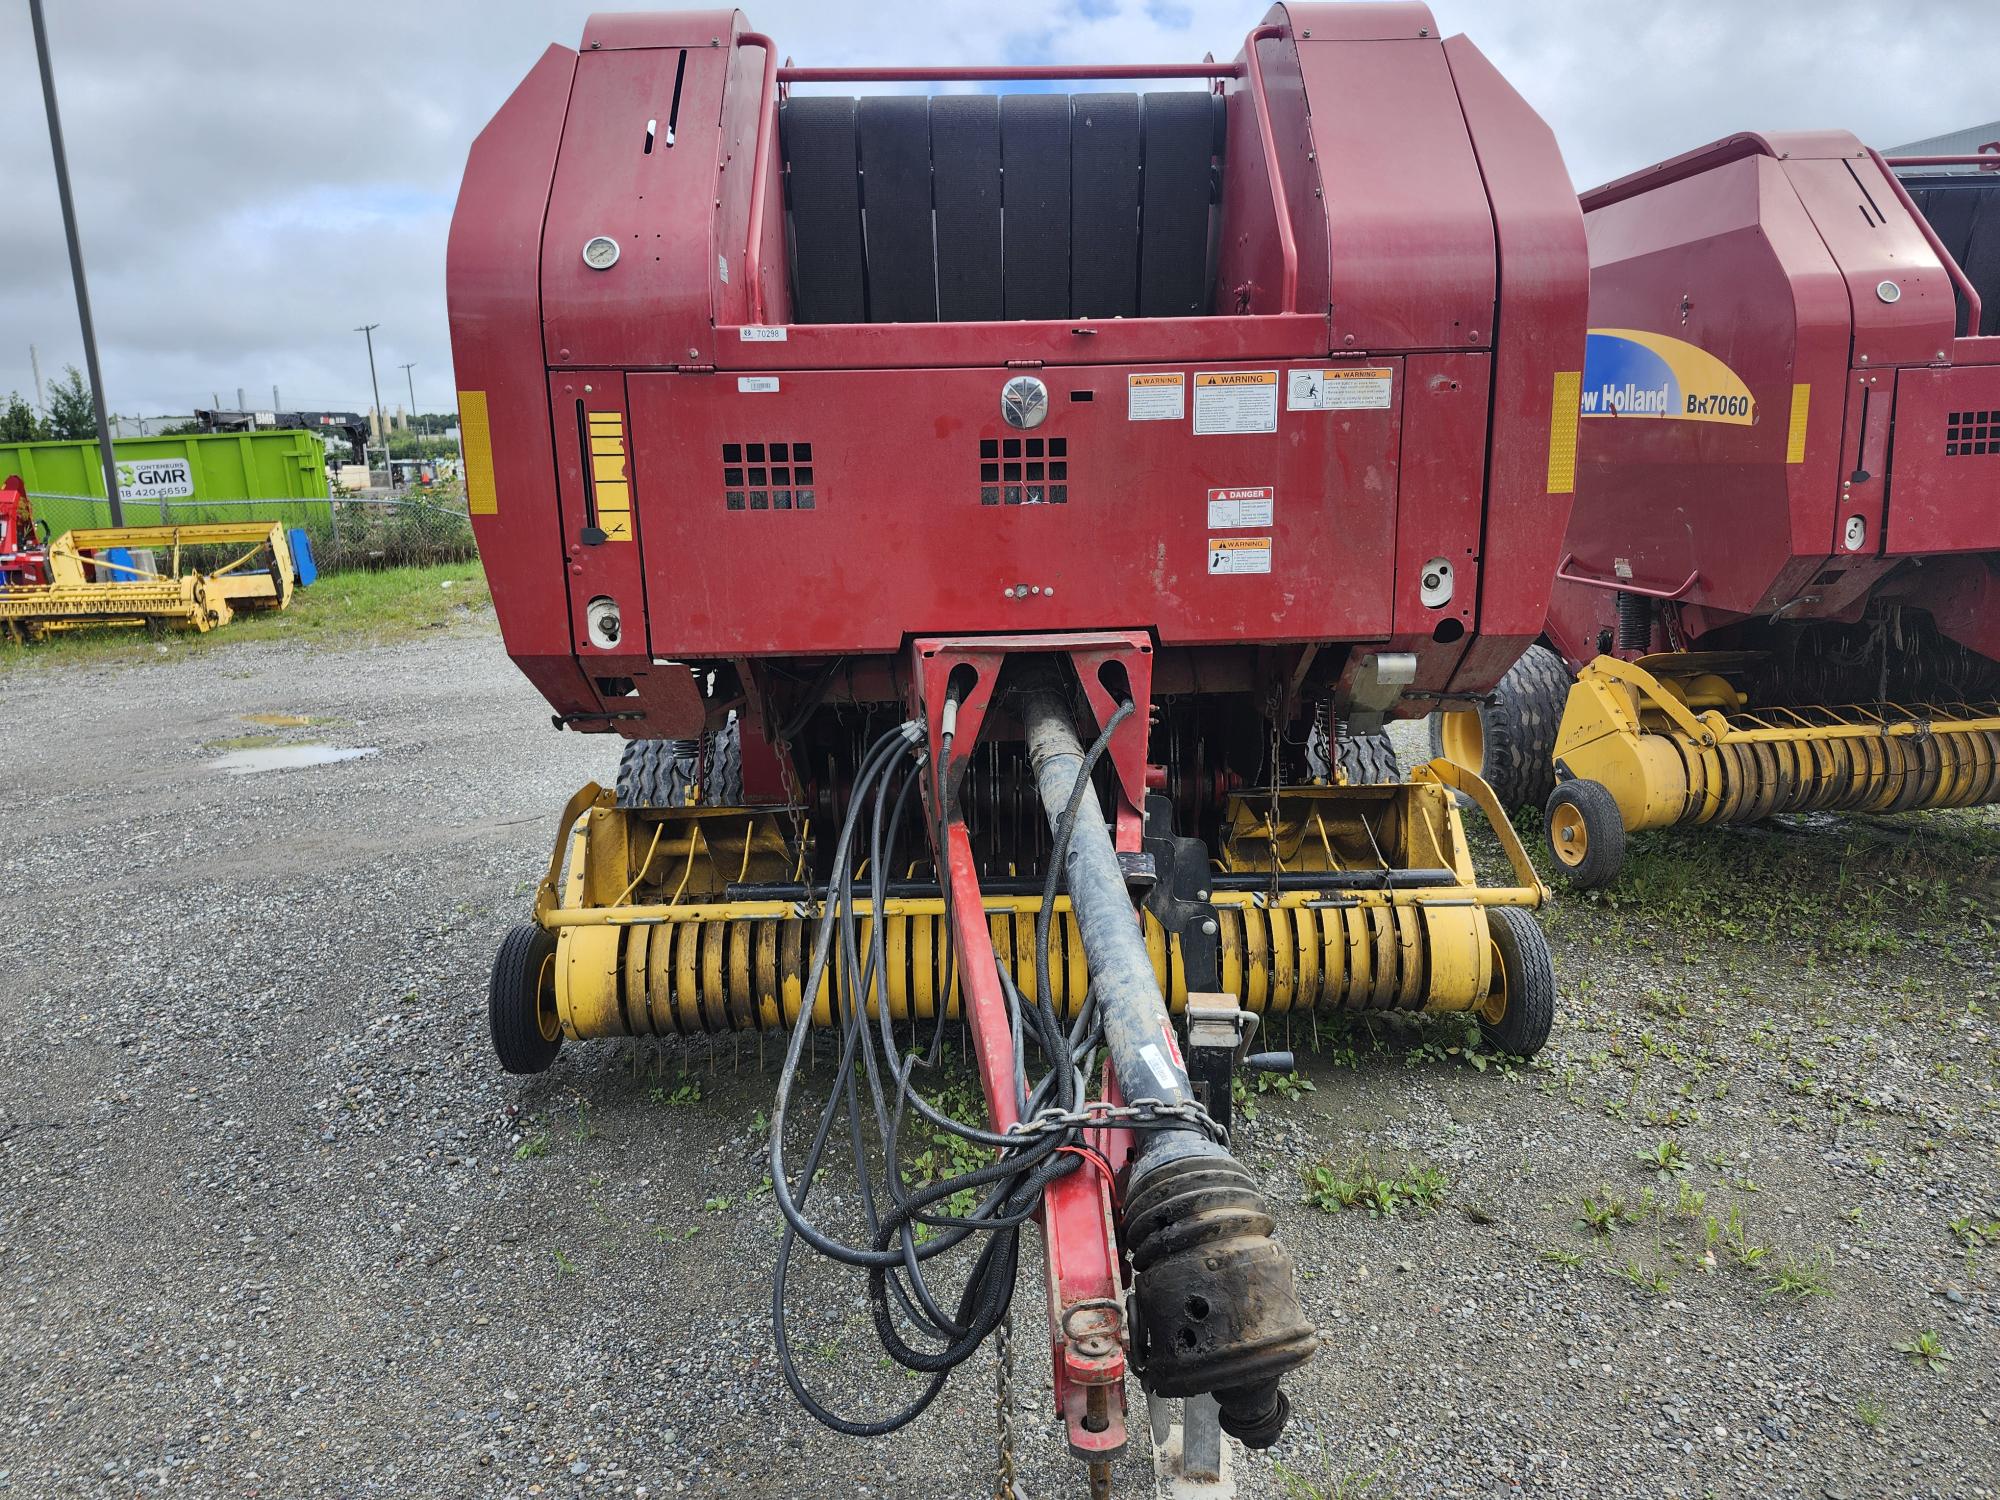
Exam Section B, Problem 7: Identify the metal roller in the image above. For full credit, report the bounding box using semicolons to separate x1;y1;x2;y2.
1553;659;2000;839
552;897;1499;1039
1672;707;2000;828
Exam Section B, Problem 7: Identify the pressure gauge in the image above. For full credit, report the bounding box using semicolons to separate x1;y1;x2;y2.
582;235;621;271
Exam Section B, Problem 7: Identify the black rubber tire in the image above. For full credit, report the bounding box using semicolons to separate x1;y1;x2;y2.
1428;643;1570;812
1543;778;1627;891
1479;905;1556;1058
615;715;744;808
1334;731;1400;785
615;737;699;808
489;922;561;1075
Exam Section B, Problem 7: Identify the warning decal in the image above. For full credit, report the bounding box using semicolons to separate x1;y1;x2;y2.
1193;371;1278;435
1207;486;1274;529
1208;536;1272;575
1127;371;1186;422
1288;366;1394;411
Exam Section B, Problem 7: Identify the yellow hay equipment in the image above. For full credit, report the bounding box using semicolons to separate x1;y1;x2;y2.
0;522;303;640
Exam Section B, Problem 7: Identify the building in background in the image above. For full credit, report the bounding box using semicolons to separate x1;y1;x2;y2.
1886;119;2000;169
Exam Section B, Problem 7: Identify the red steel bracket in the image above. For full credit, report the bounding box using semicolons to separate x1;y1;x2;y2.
917;633;1159;1460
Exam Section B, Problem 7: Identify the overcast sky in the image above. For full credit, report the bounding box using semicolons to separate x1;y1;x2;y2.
0;1;1991;420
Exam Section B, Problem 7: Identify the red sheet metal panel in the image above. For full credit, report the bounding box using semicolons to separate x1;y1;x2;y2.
542;45;731;370
446;44;588;716
1213;20;1329;319
628;361;1401;658
581;9;740;49
1554;153;1852;649
1295;36;1494;351
1886;363;2000;554
1390;352;1486;646
1438;34;1587;692
1275;1;1437;42
1782;153;1957;368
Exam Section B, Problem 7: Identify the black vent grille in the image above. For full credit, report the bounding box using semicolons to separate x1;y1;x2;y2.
723;441;815;511
1945;410;1997;457
978;435;1069;506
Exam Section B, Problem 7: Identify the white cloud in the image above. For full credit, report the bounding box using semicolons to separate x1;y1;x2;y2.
0;0;1988;416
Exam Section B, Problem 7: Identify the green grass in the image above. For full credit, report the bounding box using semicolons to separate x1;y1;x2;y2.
0;559;492;670
1893;1330;1953;1371
1502;800;2000;958
1302;1155;1448;1218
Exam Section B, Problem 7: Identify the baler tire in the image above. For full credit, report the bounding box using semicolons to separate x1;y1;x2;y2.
1478;906;1556;1058
489;922;562;1075
616;737;699;808
1335;731;1401;785
615;716;744;808
1429;644;1569;812
704;716;745;805
1544;778;1626;891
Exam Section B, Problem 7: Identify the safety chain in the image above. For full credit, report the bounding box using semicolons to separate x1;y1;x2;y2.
993;1309;1018;1500
1004;1096;1229;1148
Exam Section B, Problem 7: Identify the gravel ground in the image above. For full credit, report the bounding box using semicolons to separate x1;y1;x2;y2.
1;619;1995;1500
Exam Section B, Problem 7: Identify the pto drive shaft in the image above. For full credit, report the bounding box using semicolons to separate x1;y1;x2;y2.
1019;685;1315;1447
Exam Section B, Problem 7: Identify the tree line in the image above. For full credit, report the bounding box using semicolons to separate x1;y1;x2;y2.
1;366;96;443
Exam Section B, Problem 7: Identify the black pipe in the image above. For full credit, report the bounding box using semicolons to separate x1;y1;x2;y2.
722;867;1460;902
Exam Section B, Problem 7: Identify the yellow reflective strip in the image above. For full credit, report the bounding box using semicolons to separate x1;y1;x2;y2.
1547;370;1581;494
458;390;498;516
587;410;625;430
592;454;628;484
594;481;630;511
590;436;626;456
600;513;632;542
1786;383;1811;464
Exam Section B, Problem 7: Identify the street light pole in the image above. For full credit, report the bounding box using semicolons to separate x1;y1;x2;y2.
30;0;122;525
354;323;389;490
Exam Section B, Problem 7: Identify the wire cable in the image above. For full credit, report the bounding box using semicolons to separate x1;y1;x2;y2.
767;691;1142;1435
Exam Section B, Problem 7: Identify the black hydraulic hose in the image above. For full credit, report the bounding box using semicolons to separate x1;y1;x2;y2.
768;700;1217;1439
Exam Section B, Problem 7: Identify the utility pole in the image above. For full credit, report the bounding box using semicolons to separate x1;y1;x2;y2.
398;361;418;436
354;323;390;490
28;345;46;416
30;0;122;524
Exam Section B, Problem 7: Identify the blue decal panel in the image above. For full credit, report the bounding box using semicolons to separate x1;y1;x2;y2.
1580;328;1755;426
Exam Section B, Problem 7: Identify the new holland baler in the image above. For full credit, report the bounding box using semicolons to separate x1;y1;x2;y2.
1432;132;2000;888
449;4;1585;1487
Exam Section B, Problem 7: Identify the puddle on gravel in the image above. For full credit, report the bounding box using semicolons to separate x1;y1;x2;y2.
241;712;319;728
207;744;379;775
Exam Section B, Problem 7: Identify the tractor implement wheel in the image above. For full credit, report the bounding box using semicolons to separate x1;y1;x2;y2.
1429;643;1569;811
1477;906;1555;1058
1335;730;1400;785
616;737;701;808
489;922;562;1074
1544;778;1626;890
615;715;744;808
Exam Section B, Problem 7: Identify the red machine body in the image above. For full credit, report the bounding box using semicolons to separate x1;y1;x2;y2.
454;8;1588;1468
448;3;1588;758
1547;132;2000;687
0;477;50;588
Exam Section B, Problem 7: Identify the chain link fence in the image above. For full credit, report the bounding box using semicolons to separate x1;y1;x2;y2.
24;487;477;574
